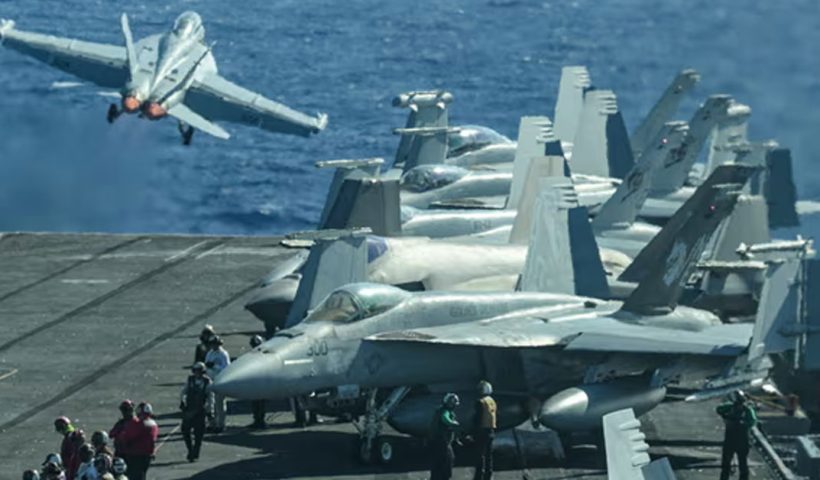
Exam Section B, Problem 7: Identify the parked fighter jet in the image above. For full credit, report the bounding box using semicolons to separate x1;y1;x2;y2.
0;12;327;144
246;135;711;334
215;170;785;463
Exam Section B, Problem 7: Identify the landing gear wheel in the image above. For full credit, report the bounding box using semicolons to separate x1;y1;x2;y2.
375;436;393;464
356;437;373;465
182;126;194;146
106;104;119;124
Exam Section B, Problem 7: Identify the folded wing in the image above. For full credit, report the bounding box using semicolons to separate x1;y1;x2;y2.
184;73;328;137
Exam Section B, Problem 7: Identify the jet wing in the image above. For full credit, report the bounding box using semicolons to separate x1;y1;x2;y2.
183;73;328;137
0;20;127;88
366;316;751;357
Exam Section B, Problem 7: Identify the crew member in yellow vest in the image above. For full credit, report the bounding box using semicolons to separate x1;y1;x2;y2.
473;380;497;480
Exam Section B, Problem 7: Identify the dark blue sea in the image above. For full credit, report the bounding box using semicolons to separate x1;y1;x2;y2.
1;0;818;235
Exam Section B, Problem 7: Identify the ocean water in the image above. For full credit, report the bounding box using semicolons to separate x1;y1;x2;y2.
0;0;818;235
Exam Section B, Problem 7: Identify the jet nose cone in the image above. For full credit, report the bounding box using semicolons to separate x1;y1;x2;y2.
212;353;281;400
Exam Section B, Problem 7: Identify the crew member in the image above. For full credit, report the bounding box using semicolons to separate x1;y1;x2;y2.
23;470;40;480
55;418;84;480
92;455;112;477
39;453;65;480
205;335;230;432
248;335;267;429
90;432;113;458
716;390;757;480
430;393;460;480
180;362;214;462
473;381;497;480
194;325;215;364
110;457;128;480
109;401;141;473
128;403;158;480
74;444;97;480
23;470;41;480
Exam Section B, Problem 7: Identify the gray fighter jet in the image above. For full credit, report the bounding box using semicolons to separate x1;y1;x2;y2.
0;12;327;144
215;170;787;463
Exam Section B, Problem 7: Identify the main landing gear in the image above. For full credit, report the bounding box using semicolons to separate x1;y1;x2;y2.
106;104;122;124
352;386;410;465
178;121;195;146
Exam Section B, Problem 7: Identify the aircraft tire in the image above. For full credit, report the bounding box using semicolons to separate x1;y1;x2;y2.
375;436;393;464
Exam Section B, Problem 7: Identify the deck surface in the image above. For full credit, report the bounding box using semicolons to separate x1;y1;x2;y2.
0;232;772;479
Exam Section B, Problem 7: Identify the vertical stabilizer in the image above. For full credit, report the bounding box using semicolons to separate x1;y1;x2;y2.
508;116;563;210
649;95;732;194
630;69;700;160
764;147;800;228
518;178;609;298
620;165;755;314
593;122;688;230
570;89;634;179
509;155;566;244
554;66;592;144
704;101;750;175
604;409;677;480
392;91;454;171
285;233;369;327
317;159;401;236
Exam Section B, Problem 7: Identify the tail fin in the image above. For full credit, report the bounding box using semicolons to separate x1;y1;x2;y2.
507;116;564;210
593;121;688;231
649;95;732;194
620;165;755;314
554;66;592;144
764;147;800;228
603;409;677;480
392;91;453;172
518;178;609;298
120;13;139;83
630;69;700;160
704;101;750;175
316;159;401;236
509;155;566;244
285;232;369;327
570;89;635;179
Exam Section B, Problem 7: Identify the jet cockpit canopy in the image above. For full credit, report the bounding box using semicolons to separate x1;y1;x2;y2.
400;165;468;193
172;11;204;39
306;283;411;324
448;125;513;157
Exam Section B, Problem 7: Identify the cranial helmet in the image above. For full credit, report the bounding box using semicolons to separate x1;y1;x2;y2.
478;380;493;396
443;393;460;408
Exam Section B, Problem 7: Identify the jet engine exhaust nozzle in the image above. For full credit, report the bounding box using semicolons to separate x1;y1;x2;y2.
122;96;141;113
143;102;167;120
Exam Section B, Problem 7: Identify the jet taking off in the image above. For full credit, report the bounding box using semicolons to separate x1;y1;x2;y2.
0;12;328;144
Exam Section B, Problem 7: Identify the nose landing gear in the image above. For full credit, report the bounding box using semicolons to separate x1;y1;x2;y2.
352;386;410;465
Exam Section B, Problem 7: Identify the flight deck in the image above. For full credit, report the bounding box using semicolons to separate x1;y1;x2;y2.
0;232;777;479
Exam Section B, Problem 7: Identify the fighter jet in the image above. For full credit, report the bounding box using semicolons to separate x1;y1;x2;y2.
0;12;327;144
214;170;790;463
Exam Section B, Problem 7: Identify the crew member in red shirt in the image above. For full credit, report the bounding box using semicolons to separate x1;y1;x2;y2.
54;417;84;480
109;400;142;475
128;402;159;480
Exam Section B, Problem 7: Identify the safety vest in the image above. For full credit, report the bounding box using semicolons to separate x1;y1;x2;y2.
477;396;497;429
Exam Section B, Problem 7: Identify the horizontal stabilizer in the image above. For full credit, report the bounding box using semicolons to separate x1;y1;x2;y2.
167;103;230;140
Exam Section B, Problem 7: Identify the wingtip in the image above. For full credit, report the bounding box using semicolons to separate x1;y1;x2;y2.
0;19;16;38
315;112;329;132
